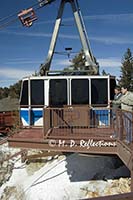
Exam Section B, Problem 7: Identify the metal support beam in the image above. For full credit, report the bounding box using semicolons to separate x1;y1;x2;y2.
40;0;65;75
70;0;98;73
40;0;98;75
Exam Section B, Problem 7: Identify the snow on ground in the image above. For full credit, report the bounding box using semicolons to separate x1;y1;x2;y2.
0;147;131;200
1;154;86;200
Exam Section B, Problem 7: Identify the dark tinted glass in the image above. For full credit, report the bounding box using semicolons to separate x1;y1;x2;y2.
71;79;89;104
31;80;44;105
20;80;28;105
110;78;116;100
91;79;108;105
49;79;67;106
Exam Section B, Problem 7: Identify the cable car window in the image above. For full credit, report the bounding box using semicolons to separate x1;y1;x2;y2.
31;80;44;105
49;79;67;106
91;79;108;105
20;80;28;105
110;78;116;100
71;79;89;104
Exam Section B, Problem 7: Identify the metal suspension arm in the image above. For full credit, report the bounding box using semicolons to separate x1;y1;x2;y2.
40;0;98;75
40;0;66;75
70;0;98;74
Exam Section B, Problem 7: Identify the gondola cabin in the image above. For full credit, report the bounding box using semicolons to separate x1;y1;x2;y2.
18;8;37;27
20;75;116;127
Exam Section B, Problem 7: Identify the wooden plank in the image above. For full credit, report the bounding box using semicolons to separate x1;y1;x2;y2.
117;141;132;170
8;139;117;155
82;192;133;200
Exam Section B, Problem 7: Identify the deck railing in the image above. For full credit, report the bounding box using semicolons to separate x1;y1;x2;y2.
43;106;116;138
116;110;133;143
0;111;19;133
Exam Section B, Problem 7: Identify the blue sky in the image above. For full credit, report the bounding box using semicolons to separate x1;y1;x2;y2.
0;0;133;87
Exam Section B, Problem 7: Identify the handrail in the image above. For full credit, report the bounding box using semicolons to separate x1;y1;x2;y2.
115;110;133;143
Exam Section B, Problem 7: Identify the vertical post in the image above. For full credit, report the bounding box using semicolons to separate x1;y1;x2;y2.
130;145;133;192
43;107;45;138
117;110;123;141
131;169;133;192
44;107;51;138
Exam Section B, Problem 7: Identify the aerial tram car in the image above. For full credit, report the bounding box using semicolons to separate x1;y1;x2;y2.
20;74;116;127
18;8;37;27
8;0;116;149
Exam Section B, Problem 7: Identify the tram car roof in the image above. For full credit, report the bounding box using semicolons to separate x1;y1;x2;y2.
22;74;115;81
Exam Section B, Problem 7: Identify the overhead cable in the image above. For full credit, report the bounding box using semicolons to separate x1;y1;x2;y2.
0;0;55;30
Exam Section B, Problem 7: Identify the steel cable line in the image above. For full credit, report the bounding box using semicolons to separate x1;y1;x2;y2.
0;3;37;25
0;18;18;30
0;13;17;23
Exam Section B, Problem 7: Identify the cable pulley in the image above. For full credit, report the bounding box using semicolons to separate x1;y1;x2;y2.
38;0;56;7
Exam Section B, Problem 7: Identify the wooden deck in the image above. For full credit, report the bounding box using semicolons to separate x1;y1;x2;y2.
9;128;44;141
7;106;133;193
9;127;114;139
8;126;117;156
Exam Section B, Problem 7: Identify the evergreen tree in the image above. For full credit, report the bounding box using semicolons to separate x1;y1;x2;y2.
70;49;86;70
9;81;21;99
0;87;9;99
64;49;99;75
119;48;133;91
0;81;21;100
